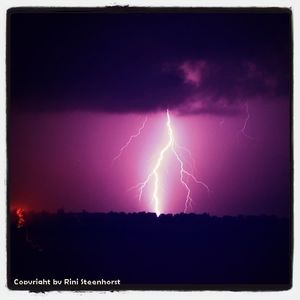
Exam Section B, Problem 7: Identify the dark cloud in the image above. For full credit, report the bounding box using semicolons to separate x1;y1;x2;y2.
170;58;291;115
9;9;291;114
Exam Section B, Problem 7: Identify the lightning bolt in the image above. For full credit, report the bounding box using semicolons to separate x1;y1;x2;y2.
112;116;148;164
176;145;197;179
131;110;210;216
239;102;254;140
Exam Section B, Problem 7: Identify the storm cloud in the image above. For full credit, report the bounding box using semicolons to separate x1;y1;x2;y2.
9;9;291;114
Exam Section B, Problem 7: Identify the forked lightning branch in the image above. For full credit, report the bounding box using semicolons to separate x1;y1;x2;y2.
113;110;210;216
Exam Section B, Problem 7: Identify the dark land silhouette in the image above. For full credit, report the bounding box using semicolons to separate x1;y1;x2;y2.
8;211;292;291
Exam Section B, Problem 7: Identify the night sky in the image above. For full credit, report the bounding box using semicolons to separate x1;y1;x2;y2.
8;9;292;216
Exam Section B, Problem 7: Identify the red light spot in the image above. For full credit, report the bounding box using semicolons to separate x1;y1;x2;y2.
16;208;25;228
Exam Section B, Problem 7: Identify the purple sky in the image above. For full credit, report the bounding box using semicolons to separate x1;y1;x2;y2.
8;9;291;216
10;98;290;216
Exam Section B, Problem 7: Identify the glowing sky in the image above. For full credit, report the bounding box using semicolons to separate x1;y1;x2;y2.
8;9;291;216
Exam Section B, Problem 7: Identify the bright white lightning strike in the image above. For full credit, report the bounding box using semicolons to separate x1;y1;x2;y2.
132;110;210;216
112;117;148;164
